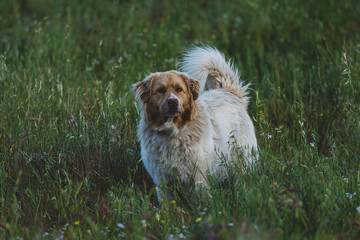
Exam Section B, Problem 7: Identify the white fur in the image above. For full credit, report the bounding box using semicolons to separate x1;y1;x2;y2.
136;46;258;201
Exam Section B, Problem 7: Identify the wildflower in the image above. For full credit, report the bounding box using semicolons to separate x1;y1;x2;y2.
195;217;202;222
356;206;360;214
40;152;47;159
74;220;80;226
155;187;159;191
204;223;212;231
320;113;323;117
141;219;147;227
117;233;126;238
259;110;263;114
161;220;165;224
346;192;356;199
161;198;164;203
87;229;91;234
310;142;315;147
170;200;176;205
156;213;160;221
209;233;218;239
267;134;272;139
228;222;234;227
179;233;186;239
117;223;125;229
70;118;78;127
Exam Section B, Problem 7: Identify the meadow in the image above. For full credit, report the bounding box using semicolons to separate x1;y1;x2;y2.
0;0;359;239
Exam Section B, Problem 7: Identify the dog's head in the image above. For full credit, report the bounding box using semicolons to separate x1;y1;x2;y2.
134;71;200;128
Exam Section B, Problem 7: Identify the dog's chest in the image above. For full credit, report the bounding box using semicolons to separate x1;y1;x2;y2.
141;124;212;172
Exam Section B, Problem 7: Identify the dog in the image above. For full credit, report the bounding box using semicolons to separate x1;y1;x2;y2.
133;46;257;201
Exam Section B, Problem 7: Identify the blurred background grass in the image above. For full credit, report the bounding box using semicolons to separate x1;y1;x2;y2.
0;0;359;239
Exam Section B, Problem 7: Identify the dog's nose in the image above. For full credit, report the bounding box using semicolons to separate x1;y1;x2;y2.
168;98;179;110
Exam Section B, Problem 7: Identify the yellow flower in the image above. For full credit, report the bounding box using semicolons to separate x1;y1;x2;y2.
142;28;148;33
170;200;176;205
161;220;165;224
195;218;202;222
259;110;263;114
320;113;323;117
75;220;80;226
87;229;91;234
161;198;164;203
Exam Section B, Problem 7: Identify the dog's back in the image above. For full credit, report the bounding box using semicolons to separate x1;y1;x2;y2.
180;46;258;164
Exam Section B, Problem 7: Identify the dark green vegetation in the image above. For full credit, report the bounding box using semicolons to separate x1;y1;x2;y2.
1;0;359;239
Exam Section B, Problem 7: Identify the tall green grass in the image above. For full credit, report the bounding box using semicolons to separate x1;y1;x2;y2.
0;0;359;239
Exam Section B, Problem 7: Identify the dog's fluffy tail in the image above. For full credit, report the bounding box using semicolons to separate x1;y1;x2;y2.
180;46;249;105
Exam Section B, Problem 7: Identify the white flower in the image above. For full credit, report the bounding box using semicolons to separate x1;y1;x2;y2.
345;192;356;199
117;223;125;229
356;206;360;214
179;233;186;239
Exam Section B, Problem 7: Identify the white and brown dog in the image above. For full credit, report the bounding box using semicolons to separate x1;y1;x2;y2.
133;46;257;201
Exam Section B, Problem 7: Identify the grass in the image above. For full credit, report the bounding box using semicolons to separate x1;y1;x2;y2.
0;0;359;239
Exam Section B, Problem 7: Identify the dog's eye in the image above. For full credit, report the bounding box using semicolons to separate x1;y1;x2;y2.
176;87;183;92
157;88;166;93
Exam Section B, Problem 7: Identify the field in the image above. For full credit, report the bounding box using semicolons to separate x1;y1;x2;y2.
0;0;359;239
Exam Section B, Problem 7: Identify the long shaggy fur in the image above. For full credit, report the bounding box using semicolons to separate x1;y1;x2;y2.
134;46;258;202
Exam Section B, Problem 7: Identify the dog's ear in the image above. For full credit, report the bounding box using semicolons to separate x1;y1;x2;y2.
183;76;200;101
133;80;150;102
133;73;159;102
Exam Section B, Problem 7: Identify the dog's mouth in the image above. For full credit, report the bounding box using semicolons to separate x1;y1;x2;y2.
165;110;180;117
